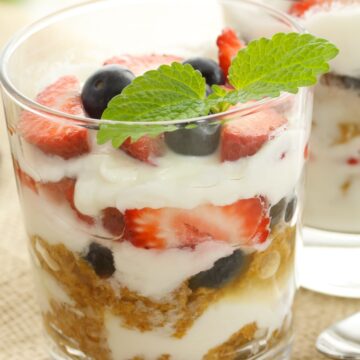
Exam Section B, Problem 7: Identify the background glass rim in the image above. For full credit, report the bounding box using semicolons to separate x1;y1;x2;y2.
0;0;306;126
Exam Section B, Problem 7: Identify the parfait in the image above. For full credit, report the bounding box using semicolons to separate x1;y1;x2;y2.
266;0;360;232
294;1;360;232
265;0;360;297
0;0;336;359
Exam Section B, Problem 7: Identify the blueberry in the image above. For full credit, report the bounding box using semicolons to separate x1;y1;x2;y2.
183;57;225;86
342;76;360;91
81;65;135;118
84;242;115;278
188;250;246;290
165;122;221;156
270;198;286;228
285;197;297;223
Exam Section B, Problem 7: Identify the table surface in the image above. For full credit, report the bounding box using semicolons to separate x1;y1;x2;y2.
1;2;360;360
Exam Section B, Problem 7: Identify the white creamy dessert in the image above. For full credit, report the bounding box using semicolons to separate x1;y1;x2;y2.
4;3;308;357
17;125;303;214
300;2;360;232
305;76;360;232
265;0;360;233
15;94;301;359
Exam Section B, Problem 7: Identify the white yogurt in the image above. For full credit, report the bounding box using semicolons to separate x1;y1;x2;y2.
105;283;295;360
304;81;360;232
112;241;235;300
302;2;360;78
21;187;92;252
17;127;305;216
265;1;360;78
31;264;75;313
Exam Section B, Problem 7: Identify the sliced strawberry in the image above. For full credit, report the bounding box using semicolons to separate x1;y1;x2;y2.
217;28;244;78
121;135;165;165
39;178;94;225
124;198;269;249
102;207;125;237
220;110;287;162
13;160;38;194
289;0;329;16
347;157;360;166
304;143;310;160
19;76;90;159
103;54;183;76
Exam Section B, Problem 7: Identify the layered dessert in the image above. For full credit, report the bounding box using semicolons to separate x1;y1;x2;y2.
9;28;307;360
269;0;360;232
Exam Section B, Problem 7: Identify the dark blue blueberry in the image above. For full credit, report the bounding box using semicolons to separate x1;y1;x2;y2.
270;198;286;228
81;65;135;119
285;197;297;223
183;57;225;86
84;242;115;278
165;122;221;156
342;76;360;90
188;250;246;290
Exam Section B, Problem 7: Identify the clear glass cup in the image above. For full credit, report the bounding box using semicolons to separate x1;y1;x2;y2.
0;1;311;359
263;0;360;297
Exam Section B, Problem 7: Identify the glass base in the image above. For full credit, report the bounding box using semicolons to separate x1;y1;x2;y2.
46;331;293;360
255;339;292;360
300;227;360;298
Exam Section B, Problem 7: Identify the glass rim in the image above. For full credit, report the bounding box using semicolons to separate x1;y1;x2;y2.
0;0;306;126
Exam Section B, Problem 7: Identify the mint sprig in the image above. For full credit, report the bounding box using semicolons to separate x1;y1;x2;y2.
226;33;338;102
102;62;209;122
98;33;338;147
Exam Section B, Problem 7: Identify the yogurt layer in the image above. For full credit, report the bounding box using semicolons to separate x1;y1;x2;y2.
304;81;360;232
21;187;92;252
105;283;295;360
302;2;360;78
112;241;235;300
17;126;305;215
264;1;360;78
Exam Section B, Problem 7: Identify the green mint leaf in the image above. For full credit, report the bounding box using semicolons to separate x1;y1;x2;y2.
227;32;339;101
97;123;178;148
207;85;232;113
102;62;208;121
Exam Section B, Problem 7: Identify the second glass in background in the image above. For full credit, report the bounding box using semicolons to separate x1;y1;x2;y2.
264;0;360;297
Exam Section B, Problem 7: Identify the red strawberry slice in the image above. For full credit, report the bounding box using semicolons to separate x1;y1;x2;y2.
347;157;360;166
217;28;244;78
13;160;38;194
289;0;329;16
103;54;183;76
19;76;90;159
102;207;125;237
39;178;94;225
221;110;287;162
124;198;269;249
121;135;165;165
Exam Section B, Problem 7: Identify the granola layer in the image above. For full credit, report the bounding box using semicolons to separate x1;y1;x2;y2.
31;224;295;359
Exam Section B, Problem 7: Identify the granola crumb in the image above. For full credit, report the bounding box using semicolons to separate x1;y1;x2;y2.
334;122;360;145
204;323;258;360
341;179;352;194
